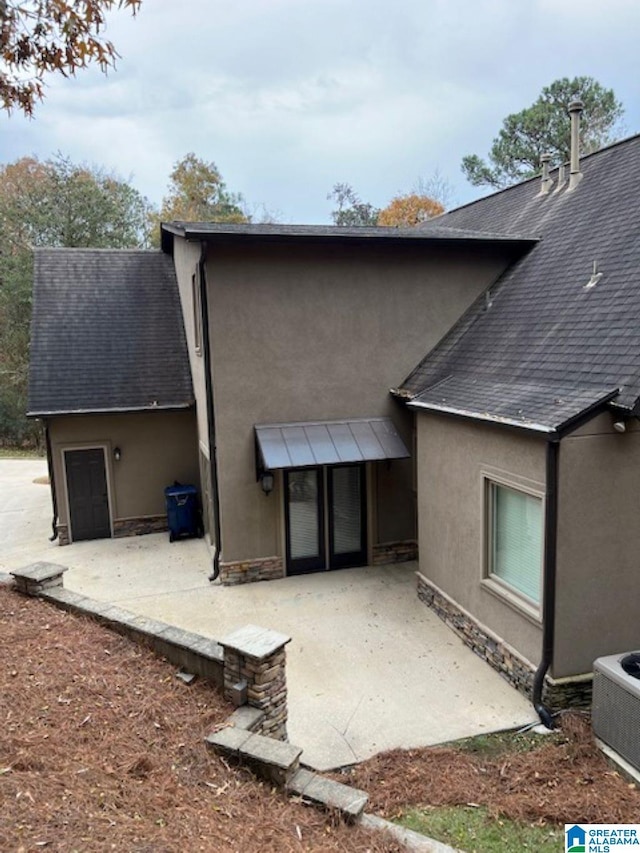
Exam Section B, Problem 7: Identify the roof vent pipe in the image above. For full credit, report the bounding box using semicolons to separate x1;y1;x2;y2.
568;99;584;191
538;153;554;195
553;163;567;195
553;163;566;193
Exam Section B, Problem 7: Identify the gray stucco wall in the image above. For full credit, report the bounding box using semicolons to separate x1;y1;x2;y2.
49;410;199;533
554;413;640;677
201;239;514;564
416;412;545;668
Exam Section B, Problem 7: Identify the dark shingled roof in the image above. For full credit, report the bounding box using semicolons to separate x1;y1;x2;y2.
28;249;194;417
400;133;640;431
161;220;537;250
410;376;618;433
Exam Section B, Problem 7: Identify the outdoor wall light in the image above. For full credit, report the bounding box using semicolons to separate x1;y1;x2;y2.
260;471;274;495
613;421;627;434
113;446;122;461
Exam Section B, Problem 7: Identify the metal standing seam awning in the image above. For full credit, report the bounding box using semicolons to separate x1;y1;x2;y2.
255;417;410;471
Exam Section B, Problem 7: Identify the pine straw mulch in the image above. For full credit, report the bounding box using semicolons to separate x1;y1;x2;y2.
4;584;638;853
0;585;402;853
333;713;640;828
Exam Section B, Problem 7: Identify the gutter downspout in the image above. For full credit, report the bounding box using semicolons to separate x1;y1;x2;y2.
44;421;59;542
198;244;222;582
532;436;560;728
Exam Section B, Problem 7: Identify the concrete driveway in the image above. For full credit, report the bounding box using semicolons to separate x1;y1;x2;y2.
1;459;537;770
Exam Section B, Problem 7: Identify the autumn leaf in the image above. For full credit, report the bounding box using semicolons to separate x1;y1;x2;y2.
1;0;141;116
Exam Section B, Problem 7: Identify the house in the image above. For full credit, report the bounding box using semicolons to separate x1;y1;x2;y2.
29;224;525;568
27;249;199;544
28;106;640;718
161;222;527;584
397;111;640;712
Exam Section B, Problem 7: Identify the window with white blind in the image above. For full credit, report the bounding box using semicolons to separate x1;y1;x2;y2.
486;479;543;607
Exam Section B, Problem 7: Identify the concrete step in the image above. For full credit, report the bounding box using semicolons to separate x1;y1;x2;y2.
206;727;303;785
228;705;265;732
287;767;368;822
360;813;461;851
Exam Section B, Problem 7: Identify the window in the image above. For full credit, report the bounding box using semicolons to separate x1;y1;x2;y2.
486;479;543;606
191;272;203;356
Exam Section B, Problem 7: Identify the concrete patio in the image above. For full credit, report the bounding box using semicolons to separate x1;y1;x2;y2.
1;459;537;770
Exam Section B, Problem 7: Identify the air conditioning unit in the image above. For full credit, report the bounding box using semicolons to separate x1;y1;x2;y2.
592;652;640;772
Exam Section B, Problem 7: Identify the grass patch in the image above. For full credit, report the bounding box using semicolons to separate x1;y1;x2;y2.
449;726;564;758
339;715;640;844
398;805;562;852
0;447;44;458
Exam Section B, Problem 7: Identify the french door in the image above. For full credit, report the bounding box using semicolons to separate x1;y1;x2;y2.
285;464;367;575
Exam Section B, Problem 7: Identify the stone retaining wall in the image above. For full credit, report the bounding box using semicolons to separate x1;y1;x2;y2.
372;540;418;565
9;563;294;737
220;556;284;585
416;571;592;709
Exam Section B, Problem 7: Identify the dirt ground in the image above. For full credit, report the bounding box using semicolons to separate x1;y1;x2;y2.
2;583;638;853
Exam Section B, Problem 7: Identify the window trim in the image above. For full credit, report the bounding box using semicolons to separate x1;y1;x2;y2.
191;271;203;357
481;468;544;622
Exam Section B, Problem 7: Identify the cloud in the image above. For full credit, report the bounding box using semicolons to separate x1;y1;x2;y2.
1;0;639;222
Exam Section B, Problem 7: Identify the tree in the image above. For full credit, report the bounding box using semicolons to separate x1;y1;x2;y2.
1;0;141;116
378;193;444;226
461;77;624;188
156;153;247;224
0;154;152;250
327;183;380;226
0;153;153;446
414;169;455;211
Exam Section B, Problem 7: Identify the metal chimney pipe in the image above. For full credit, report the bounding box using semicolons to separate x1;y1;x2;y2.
568;99;584;191
538;152;553;195
553;163;566;193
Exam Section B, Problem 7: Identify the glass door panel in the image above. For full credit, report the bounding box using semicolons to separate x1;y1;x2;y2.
328;464;367;569
284;464;367;575
285;467;325;574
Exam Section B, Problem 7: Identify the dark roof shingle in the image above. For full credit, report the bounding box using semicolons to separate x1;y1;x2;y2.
401;134;640;428
409;375;618;433
28;249;194;416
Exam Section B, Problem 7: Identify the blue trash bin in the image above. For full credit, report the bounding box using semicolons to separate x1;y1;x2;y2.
164;483;200;542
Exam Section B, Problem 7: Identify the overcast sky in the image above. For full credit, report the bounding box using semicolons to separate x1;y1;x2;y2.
2;0;639;224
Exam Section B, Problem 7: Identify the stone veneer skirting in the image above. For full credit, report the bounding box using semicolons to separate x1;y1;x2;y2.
220;541;417;585
416;572;592;709
57;515;168;546
372;539;418;565
113;514;168;538
220;556;285;586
